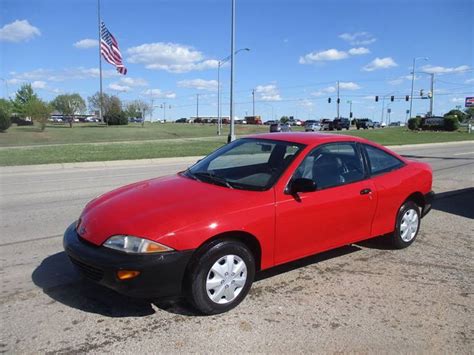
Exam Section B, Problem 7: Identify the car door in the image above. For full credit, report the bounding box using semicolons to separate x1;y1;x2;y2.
274;142;377;265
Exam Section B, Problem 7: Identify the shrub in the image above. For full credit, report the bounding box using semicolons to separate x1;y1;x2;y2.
104;110;128;125
407;117;421;130
0;107;12;132
444;116;459;131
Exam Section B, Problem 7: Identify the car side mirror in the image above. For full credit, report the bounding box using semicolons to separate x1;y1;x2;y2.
289;178;317;194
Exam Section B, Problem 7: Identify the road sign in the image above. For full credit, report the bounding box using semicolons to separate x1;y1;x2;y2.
387;108;391;113
465;97;474;107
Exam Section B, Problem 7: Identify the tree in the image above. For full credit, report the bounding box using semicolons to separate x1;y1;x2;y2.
12;84;39;117
25;99;52;131
51;94;86;128
88;92;122;119
0;99;12;132
104;110;128;125
280;116;289;124
444;109;468;123
124;100;151;126
465;107;474;121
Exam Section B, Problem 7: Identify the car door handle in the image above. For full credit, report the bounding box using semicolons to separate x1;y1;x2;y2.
360;188;372;195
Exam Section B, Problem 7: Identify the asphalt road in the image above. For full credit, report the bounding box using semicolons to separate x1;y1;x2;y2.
0;141;473;353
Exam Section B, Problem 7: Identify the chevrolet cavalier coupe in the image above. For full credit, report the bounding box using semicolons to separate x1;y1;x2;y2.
64;133;433;314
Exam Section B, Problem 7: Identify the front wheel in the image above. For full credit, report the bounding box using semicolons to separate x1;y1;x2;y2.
390;201;421;249
186;240;255;315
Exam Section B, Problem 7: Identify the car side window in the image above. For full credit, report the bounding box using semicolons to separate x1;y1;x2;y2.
364;144;404;175
293;143;365;190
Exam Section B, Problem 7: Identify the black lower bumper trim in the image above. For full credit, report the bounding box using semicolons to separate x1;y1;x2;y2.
63;223;194;298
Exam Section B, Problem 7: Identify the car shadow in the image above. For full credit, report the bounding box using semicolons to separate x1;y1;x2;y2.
32;252;156;317
433;188;474;219
32;245;362;317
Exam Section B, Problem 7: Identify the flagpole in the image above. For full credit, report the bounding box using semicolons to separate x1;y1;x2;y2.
98;0;104;124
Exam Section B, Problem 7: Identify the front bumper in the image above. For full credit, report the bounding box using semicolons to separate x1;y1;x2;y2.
63;223;194;298
422;191;435;217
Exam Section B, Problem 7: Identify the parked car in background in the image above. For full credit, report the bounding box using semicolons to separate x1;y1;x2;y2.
270;123;292;132
356;119;375;129
381;122;387;128
64;133;433;314
389;121;401;127
264;120;275;125
374;121;381;128
333;118;350;130
321;119;334;131
175;118;187;123
304;121;321;132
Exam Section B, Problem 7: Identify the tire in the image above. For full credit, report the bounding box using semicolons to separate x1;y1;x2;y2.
390;201;421;249
186;240;255;315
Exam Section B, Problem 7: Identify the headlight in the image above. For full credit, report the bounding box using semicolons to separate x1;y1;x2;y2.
103;235;173;254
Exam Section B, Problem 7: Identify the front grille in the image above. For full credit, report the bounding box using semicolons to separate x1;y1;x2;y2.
69;256;104;281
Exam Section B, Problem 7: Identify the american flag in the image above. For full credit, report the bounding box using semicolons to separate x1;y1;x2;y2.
100;22;127;75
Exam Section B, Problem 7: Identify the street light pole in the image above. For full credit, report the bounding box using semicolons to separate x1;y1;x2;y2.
336;80;340;119
228;0;236;143
409;56;428;122
252;88;255;116
217;47;250;136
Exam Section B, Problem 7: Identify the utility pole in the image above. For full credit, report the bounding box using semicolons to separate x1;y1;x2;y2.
217;61;221;135
429;73;435;117
336;80;340;119
252;89;255;116
97;0;104;124
196;94;199;120
228;0;236;142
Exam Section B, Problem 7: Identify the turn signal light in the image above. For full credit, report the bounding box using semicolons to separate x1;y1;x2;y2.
117;270;140;280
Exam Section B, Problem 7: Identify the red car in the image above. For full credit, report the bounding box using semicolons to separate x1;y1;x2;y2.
64;133;433;314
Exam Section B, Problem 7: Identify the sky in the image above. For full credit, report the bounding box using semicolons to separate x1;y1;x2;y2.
1;0;473;122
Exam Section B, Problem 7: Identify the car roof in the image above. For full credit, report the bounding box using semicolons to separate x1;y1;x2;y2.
245;132;371;146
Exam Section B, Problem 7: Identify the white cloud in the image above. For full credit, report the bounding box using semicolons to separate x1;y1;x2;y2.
108;83;130;92
31;81;47;89
298;99;314;108
299;49;348;63
8;67;119;83
299;47;369;64
177;79;218;91
0;19;40;42
311;82;360;96
348;47;370;55
143;88;176;99
339;82;361;90
119;77;148;87
420;65;470;74
362;57;398;71
255;84;282;101
450;97;465;103
339;32;376;46
127;42;218;73
73;39;99;49
388;74;420;85
465;78;474;84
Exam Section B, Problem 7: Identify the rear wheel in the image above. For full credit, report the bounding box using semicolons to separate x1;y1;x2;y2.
390;201;421;249
186;240;255;315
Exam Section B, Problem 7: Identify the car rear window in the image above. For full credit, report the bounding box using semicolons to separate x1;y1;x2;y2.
364;144;404;175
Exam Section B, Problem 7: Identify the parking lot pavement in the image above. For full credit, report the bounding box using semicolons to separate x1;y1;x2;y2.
0;142;472;353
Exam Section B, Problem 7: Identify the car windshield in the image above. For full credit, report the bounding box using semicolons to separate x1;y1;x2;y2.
184;138;305;191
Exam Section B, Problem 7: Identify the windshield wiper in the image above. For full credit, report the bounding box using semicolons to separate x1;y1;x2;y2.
193;172;234;189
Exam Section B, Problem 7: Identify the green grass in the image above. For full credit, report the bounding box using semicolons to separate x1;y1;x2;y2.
0;123;472;166
0;122;270;147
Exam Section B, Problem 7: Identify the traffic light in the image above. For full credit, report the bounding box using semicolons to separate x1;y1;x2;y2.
375;96;379;102
420;89;424;97
328;98;331;103
350;112;353;118
337;98;340;104
390;96;394;102
405;95;409;101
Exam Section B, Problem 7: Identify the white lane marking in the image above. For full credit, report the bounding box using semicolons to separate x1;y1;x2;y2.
453;152;474;156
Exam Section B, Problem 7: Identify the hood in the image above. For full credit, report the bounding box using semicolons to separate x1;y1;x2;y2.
78;174;266;247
